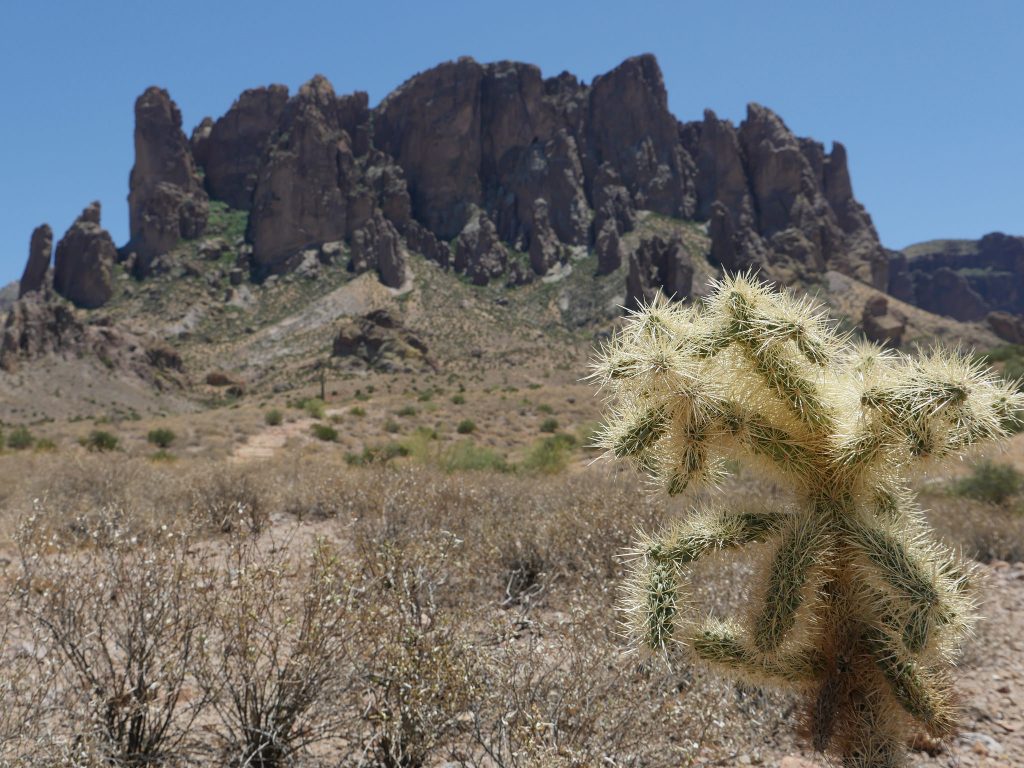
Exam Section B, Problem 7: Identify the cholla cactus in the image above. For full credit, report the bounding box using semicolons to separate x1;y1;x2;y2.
591;274;1023;768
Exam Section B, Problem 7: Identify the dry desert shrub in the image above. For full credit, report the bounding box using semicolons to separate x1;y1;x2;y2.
17;514;210;766
358;532;480;767
196;536;363;767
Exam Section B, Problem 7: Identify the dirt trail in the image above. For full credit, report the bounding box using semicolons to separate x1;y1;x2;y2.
231;418;316;461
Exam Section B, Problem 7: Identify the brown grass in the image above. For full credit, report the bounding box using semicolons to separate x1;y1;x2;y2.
0;449;1019;765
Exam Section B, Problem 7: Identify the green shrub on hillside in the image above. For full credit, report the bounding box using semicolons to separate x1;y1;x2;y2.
522;434;576;475
265;409;284;426
953;460;1023;505
7;426;34;450
83;430;119;452
311;423;338;442
147;428;176;449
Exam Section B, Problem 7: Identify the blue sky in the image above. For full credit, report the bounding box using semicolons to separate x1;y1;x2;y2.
1;0;1020;286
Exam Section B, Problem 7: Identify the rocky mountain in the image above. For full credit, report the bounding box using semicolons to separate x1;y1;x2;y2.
5;53;1019;386
889;234;1024;337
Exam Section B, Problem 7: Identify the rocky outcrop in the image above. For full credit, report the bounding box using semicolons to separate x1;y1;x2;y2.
861;294;906;347
199;85;289;210
987;311;1024;345
685;104;887;289
375;55;693;283
332;309;431;371
53;203;117;309
1;288;184;387
889;234;1024;321
19;224;52;298
625;233;695;308
453;208;507;285
586;55;695;219
405;221;449;267
126;87;209;275
348;211;407;288
595;219;622;275
247;76;370;275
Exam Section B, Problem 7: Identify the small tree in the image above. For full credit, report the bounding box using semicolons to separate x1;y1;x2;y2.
591;276;1023;767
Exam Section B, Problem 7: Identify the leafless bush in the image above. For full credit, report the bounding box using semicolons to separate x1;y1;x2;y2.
17;514;209;766
196;536;362;767
465;609;692;768
925;491;1024;562
189;465;269;534
358;533;480;767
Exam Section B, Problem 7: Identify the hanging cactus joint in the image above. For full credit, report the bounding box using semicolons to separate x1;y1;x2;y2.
591;274;1024;768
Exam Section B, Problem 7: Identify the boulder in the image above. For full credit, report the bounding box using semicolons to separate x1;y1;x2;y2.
626;233;694;308
453;208;506;285
332;309;431;370
53;202;117;309
348;211;407;288
19;224;52;298
405;220;449;268
126;87;209;275
200;85;289;210
527;199;564;275
861;295;906;347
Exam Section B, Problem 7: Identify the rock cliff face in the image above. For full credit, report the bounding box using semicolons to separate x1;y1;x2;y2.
198;85;289;210
53;203;117;309
681;105;887;288
126;87;209;275
890;234;1024;323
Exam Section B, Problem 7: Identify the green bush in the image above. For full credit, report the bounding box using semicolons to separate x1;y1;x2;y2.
303;398;326;419
33;438;57;453
437;440;509;473
537;403;554;414
953;460;1023;505
385;420;401;434
147;428;176;449
456;419;476;435
265;409;284;426
522;434;576;475
344;442;410;466
7;426;34;450
539;417;559;433
311;423;338;442
396;405;418;418
450;394;466;405
83;430;119;452
350;406;366;417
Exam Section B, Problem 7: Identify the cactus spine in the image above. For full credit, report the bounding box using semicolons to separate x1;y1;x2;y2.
592;275;1023;768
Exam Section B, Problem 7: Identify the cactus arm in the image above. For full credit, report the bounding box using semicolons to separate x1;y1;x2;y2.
845;517;946;653
643;506;786;566
866;629;956;736
753;512;828;653
688;618;823;684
